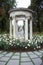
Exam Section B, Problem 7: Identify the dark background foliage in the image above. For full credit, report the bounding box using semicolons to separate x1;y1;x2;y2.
29;0;43;33
0;0;16;33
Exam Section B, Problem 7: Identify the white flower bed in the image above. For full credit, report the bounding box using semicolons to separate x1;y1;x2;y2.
0;34;43;50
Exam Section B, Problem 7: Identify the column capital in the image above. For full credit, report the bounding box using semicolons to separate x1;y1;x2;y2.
26;16;32;20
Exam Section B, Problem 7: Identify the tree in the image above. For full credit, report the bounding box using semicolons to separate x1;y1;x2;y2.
29;0;43;32
0;0;16;33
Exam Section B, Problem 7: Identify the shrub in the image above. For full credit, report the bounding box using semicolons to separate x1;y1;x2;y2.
0;34;43;51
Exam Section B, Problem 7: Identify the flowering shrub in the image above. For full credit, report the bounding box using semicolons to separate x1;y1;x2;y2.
0;34;43;51
0;34;11;50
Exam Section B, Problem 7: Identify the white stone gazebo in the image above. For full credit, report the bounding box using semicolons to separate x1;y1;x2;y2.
9;8;34;40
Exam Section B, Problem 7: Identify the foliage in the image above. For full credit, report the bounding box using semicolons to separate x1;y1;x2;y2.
0;34;11;50
0;0;16;32
0;34;43;51
29;0;43;32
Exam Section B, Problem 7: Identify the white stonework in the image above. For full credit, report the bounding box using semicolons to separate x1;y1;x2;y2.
30;18;32;40
10;19;12;38
9;8;33;40
25;18;28;40
13;18;16;39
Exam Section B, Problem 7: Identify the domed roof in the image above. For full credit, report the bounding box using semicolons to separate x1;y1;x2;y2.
8;8;35;14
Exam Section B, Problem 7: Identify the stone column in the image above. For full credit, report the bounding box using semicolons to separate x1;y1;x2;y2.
25;18;28;40
13;18;16;39
10;19;12;38
30;17;32;40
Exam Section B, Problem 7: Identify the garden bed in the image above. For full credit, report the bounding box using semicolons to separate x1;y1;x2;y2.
0;34;43;52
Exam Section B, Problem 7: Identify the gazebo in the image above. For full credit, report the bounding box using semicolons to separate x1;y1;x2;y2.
9;8;34;40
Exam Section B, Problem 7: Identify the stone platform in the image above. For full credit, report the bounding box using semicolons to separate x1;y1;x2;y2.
0;49;43;65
